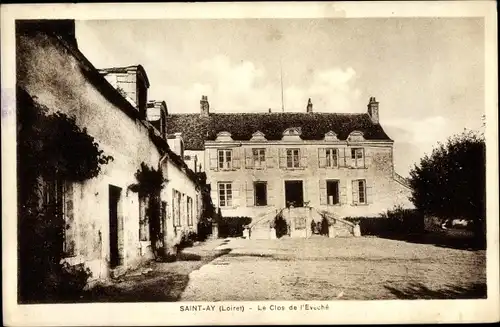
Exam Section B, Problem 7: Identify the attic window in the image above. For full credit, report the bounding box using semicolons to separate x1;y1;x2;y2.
215;131;233;142
250;131;267;141
347;131;365;142
324;131;338;141
283;127;302;136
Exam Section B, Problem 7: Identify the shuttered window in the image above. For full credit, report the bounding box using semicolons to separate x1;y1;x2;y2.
352;179;367;205
218;149;232;169
253;148;266;168
326;148;338;168
218;182;233;207
286;149;300;168
350;148;364;168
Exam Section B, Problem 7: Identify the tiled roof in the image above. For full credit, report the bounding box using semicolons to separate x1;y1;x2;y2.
167;112;392;150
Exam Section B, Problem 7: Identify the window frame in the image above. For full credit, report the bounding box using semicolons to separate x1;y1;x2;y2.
326;180;340;205
352;179;367;205
254;181;268;207
218;182;233;207
218;149;233;170
252;148;266;169
350;148;365;168
173;190;181;227
286;148;301;168
325;148;339;168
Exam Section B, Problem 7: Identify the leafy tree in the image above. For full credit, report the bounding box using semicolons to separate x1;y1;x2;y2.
409;130;485;225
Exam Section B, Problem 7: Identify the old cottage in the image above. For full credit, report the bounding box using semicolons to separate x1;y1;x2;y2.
16;19;206;295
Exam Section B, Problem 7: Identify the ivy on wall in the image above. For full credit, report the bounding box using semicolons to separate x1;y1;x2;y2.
129;162;166;260
17;88;113;303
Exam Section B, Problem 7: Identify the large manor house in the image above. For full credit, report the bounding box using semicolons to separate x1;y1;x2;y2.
170;96;412;221
16;20;412;282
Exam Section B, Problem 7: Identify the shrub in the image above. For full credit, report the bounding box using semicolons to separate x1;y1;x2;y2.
345;206;424;237
273;212;288;238
217;216;252;238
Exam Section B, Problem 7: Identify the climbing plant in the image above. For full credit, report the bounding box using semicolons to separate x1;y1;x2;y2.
17;88;113;302
129;162;166;260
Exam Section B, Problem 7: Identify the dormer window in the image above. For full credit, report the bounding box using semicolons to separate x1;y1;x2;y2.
282;127;302;141
324;131;338;141
216;131;233;142
283;127;302;136
347;131;365;142
250;131;267;141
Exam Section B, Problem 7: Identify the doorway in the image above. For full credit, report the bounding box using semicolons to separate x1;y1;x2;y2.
109;185;122;268
284;180;304;207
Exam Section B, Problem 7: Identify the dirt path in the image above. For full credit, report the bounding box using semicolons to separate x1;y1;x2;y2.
80;239;231;302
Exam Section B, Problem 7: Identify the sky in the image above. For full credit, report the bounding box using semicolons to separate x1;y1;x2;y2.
75;18;485;176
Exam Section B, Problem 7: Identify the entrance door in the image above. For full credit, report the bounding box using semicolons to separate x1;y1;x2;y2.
284;180;304;207
109;185;122;268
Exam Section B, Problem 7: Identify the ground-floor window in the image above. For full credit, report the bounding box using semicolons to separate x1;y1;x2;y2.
218;182;232;207
254;181;268;206
173;189;181;226
43;177;76;256
187;196;193;226
161;201;167;234
352;179;367;204
139;192;149;241
326;180;340;205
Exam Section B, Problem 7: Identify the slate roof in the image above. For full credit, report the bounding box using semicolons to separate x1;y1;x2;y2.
167;112;392;150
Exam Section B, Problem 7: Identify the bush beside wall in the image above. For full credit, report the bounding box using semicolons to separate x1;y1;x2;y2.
217;216;252;238
345;206;424;237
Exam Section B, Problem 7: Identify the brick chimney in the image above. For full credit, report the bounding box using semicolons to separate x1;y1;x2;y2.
200;95;209;116
367;97;379;124
306;98;313;113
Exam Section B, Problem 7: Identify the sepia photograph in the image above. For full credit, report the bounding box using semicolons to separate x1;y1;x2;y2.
2;2;498;325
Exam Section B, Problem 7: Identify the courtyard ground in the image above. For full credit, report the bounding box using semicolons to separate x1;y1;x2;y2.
82;236;486;301
180;236;486;301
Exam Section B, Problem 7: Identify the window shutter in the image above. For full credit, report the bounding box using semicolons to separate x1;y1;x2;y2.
366;180;373;204
279;148;287;168
210;184;219;209
245;181;254;207
338;148;346;167
209;148;218;171
232;148;241;169
319;179;327;205
364;148;372;168
345;148;353;168
300;149;308;168
267;182;275;207
318;148;326;168
64;182;76;256
303;179;308;204
232;182;240;208
352;180;359;205
245;148;253;169
340;180;347;205
266;148;275;168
